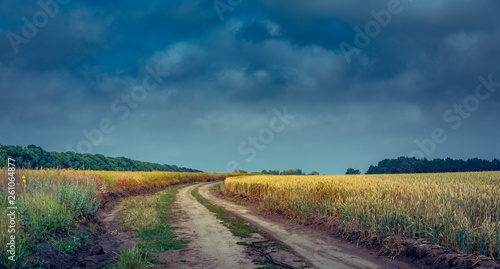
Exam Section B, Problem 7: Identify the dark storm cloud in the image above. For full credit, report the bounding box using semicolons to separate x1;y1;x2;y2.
1;0;499;174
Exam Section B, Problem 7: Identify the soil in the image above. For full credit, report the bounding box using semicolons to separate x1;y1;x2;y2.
214;182;500;269
155;183;310;268
98;201;140;253
155;184;257;268
23;214;121;269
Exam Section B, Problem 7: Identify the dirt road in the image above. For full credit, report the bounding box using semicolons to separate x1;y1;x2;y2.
167;184;257;269
199;182;419;269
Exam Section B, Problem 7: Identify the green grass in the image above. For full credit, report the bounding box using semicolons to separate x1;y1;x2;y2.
50;230;93;255
223;196;248;206
269;242;290;252
0;173;101;268
110;184;200;268
118;187;189;252
50;232;85;255
112;247;153;269
57;178;100;217
213;183;247;205
191;187;259;238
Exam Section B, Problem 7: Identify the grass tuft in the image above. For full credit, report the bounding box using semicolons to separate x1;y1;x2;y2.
51;230;93;255
57;178;100;217
113;247;153;269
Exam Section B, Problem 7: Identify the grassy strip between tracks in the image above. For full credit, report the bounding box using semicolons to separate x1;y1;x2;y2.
191;187;259;238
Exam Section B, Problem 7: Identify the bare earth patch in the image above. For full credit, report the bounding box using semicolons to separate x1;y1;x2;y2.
156;183;257;268
99;201;140;252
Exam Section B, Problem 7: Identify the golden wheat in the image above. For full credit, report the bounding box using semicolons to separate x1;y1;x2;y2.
222;172;500;258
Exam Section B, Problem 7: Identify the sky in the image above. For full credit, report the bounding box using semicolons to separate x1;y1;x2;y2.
1;0;499;174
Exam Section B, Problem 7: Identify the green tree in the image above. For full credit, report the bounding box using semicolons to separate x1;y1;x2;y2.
280;169;305;175
261;169;280;175
345;168;361;175
0;144;202;172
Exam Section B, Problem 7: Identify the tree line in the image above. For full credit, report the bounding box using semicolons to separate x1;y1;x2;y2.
365;156;500;174
0;144;201;172
235;169;320;175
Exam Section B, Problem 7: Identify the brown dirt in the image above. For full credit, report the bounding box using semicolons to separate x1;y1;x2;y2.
31;199;142;269
216;183;500;269
98;201;141;252
23;215;121;269
154;183;310;268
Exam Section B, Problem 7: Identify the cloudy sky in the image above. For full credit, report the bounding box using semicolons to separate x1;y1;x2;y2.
1;0;499;174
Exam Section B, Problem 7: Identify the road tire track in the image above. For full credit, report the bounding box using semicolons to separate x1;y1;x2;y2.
199;182;419;269
167;183;257;269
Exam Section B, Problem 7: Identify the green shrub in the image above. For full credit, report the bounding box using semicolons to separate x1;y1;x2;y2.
0;230;30;269
18;192;73;241
57;178;100;217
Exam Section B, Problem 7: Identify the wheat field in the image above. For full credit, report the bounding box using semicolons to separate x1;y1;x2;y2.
222;172;500;259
